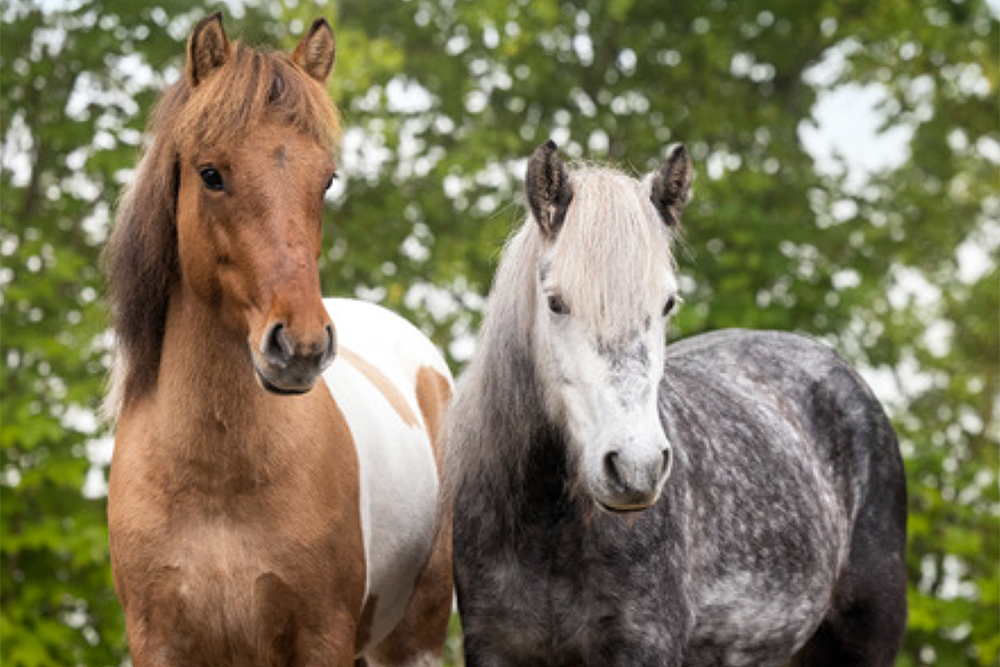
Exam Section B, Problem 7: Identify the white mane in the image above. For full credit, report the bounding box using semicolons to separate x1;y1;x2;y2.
547;165;677;339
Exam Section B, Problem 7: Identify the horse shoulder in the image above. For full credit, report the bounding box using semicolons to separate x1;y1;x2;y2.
660;329;902;661
108;399;167;594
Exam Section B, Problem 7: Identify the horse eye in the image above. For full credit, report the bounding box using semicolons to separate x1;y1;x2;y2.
199;167;224;192
547;294;569;315
662;296;677;317
325;172;338;191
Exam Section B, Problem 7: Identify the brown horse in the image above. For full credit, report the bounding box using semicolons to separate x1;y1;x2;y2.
105;14;453;667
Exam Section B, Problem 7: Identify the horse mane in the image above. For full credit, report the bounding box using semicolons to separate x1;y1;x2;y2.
443;163;678;506
550;165;677;338
103;41;341;419
442;224;550;508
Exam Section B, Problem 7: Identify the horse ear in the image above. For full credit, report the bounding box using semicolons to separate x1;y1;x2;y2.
526;140;573;238
187;13;232;87
293;18;336;84
650;144;692;227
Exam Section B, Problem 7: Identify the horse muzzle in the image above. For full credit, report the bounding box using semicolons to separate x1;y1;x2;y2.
251;321;336;395
592;439;673;513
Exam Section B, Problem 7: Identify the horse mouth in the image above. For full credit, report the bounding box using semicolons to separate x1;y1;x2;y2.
255;369;313;396
593;486;662;514
251;358;321;396
596;499;657;515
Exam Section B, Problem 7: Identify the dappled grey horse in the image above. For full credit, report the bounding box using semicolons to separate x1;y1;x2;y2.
445;140;907;667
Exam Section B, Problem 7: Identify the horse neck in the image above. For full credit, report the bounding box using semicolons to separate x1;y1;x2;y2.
151;283;293;466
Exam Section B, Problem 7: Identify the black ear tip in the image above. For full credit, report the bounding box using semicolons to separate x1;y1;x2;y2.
310;17;332;33
190;12;225;44
528;140;561;172
198;11;223;29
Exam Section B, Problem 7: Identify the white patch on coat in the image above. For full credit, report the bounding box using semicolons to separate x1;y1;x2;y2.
321;298;451;650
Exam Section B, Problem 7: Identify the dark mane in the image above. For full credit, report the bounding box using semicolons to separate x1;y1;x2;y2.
104;42;341;415
442;226;550;509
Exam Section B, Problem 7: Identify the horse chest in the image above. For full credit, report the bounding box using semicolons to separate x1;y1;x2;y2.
167;520;268;616
122;506;353;664
460;499;683;664
109;429;361;662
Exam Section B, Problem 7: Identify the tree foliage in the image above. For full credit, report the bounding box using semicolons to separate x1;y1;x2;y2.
1;0;996;665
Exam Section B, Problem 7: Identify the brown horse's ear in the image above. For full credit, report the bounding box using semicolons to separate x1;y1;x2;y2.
187;13;232;87
526;140;573;238
293;18;336;83
650;144;692;227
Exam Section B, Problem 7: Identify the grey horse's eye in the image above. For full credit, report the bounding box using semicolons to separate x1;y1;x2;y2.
662;296;677;317
548;294;569;315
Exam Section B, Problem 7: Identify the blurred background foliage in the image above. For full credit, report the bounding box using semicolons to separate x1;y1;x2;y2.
1;0;997;665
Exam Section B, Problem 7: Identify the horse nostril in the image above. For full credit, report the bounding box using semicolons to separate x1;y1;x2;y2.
603;451;623;488
325;324;336;359
661;447;673;479
264;323;293;366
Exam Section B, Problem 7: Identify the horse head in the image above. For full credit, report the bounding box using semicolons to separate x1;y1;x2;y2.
175;14;338;394
525;140;692;512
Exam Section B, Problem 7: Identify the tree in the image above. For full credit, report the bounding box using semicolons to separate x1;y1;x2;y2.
1;0;996;664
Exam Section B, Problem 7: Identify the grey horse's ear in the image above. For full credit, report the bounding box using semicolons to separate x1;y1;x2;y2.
650;144;692;227
526;140;573;238
187;13;232;87
293;18;336;84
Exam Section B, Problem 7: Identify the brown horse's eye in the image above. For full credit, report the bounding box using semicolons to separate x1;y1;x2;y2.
199;167;224;192
324;172;337;192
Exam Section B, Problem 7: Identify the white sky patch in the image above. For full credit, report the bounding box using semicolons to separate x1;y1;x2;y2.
887;266;943;311
1;112;32;187
831;268;861;290
386;77;434;114
923;319;955;358
956;217;1000;284
84;436;114;499
797;39;924;191
339;126;392;185
799;82;914;191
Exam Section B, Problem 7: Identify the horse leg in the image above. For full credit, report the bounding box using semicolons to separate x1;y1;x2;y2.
791;513;906;666
791;579;905;667
364;523;453;667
